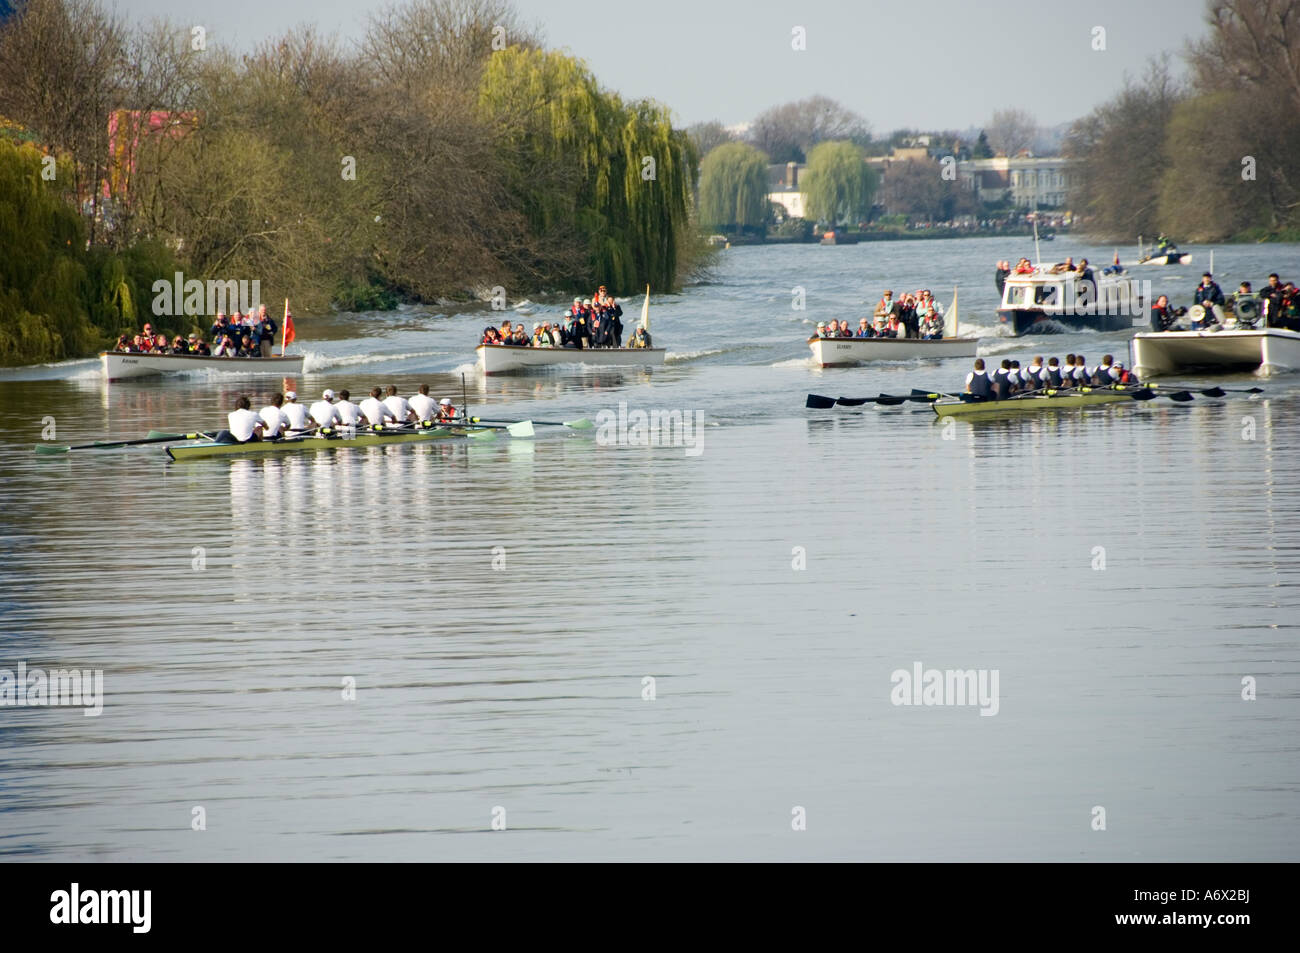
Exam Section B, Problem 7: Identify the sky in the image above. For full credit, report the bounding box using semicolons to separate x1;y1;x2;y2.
116;0;1210;133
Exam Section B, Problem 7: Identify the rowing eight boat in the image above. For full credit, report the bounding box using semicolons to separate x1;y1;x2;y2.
931;387;1144;418
165;425;492;460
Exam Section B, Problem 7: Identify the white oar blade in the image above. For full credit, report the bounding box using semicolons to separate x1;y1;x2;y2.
563;418;594;431
506;420;536;438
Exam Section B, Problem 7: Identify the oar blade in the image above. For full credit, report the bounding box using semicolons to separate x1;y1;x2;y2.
1128;388;1158;400
33;444;71;455
466;428;496;440
1166;390;1195;402
806;394;836;409
835;397;871;407
506;420;536;438
1199;386;1227;398
563;417;595;431
874;396;907;406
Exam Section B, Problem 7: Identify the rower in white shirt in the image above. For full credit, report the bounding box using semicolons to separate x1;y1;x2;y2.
382;385;416;424
1094;354;1119;384
1074;356;1092;384
281;390;310;430
224;395;264;443
409;383;437;423
359;387;395;427
309;389;342;431
334;389;363;427
259;393;291;438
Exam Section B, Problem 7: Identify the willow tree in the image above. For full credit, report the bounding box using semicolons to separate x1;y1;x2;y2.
479;47;697;294
696;141;769;232
802;141;876;224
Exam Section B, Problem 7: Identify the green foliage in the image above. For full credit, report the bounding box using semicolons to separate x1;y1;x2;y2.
772;217;812;240
801;141;876;225
696;141;770;231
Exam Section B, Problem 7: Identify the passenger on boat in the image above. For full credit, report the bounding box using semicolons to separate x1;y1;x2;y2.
591;307;612;347
384;385;416;424
1076;258;1094;288
437;398;459;421
1194;273;1224;310
142;322;154;342
965;358;993;399
509;326;530;346
1102;252;1125;276
256;307;277;358
114;335;130;352
482;327;500;344
603;295;624;346
310;390;342;431
1261;274;1284;326
187;334;209;356
259;393;290;438
1013;258;1034;275
1049;256;1075;275
566;310;589;348
1150;295;1178;332
1282;283;1300;331
335;390;363;427
359;387;394;427
281;391;310;431
630;325;653;348
218;395;264;444
874;290;895;330
170;335;187;354
920;310;944;340
880;315;901;338
995;261;1010;296
856;318;872;337
210;313;230;343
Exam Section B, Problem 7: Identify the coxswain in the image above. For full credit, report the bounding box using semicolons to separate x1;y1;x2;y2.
218;395;264;444
359;387;394;427
410;383;436;422
309;389;342;431
437;397;458;422
281;391;310;430
383;384;416;424
335;389;363;427
965;358;993;399
259;392;290;438
991;359;1013;400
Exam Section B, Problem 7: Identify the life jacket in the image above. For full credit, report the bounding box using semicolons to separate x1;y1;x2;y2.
968;371;992;398
1046;366;1062;387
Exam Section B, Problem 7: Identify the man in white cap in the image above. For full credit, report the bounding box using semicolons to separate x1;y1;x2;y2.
309;389;341;431
410;383;437;423
281;390;310;431
259;392;290;438
437;397;459;422
815;322;828;338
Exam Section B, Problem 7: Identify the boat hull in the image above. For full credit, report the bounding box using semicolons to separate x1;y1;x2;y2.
102;351;305;380
1138;253;1192;266
166;426;484;461
1130;328;1300;378
998;307;1136;335
808;336;978;366
476;344;665;374
933;389;1138;418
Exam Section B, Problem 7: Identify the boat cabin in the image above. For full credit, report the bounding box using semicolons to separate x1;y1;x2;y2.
998;266;1145;335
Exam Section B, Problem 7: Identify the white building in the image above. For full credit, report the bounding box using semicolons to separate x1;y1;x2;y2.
957;156;1074;208
768;160;807;219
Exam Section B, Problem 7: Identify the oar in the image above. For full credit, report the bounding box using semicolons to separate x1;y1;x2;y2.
1148;385;1263;397
470;416;594;431
37;431;215;454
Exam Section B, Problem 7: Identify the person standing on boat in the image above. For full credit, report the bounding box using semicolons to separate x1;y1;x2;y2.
256;305;278;358
259;393;291;438
218;395;264;444
995;261;1010;296
335;390;364;427
211;312;230;344
965;359;993;399
281;391;310;431
1261;274;1284;327
310;390;342;432
873;290;894;331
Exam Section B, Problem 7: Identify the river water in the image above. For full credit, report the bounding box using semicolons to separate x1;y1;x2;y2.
1;236;1297;861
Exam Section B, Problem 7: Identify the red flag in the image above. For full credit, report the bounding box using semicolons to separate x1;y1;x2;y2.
281;299;295;354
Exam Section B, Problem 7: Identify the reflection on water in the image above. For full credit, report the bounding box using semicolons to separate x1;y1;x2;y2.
1;239;1298;860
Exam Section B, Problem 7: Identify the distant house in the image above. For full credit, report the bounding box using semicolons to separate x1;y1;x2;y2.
105;109;198;200
768;160;807;219
957;156;1074;208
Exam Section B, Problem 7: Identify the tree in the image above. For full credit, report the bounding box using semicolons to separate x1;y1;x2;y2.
696;141;770;231
973;131;993;159
879;159;977;223
748;95;870;164
686;121;735;157
1064;57;1186;239
801;141;877;224
1190;0;1300;112
986;108;1037;157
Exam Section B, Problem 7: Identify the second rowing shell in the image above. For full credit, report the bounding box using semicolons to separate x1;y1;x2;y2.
166;426;493;461
476;343;666;374
933;388;1139;418
809;336;978;367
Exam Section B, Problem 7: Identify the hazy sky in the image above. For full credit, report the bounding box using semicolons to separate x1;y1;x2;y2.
118;0;1209;132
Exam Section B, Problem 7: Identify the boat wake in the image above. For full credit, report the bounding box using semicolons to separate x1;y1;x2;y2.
302;349;445;372
666;348;726;362
0;358;100;382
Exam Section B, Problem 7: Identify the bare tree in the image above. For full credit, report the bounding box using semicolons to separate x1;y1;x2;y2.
749;95;870;164
1190;0;1300;110
986;108;1037;157
686;121;735;157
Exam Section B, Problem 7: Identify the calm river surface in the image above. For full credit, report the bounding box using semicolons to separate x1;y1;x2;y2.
1;236;1297;861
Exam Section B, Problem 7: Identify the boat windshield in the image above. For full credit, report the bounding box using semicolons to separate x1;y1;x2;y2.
1005;285;1030;307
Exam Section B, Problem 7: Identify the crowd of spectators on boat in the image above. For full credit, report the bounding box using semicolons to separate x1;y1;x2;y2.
113;306;283;358
1149;271;1299;332
480;288;651;349
994;255;1127;297
814;289;947;340
964;354;1138;400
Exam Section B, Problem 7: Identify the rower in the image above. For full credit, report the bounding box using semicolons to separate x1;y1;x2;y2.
1073;354;1090;385
1093;354;1118;385
383;385;416;424
965;358;993;399
1059;355;1076;389
1045;357;1063;388
335;389;363;427
1025;356;1046;390
282;391;310;430
259;393;290;438
218;395;264;444
410;383;437;422
991;360;1013;399
359;387;395;427
437;397;458;421
309;389;342;431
